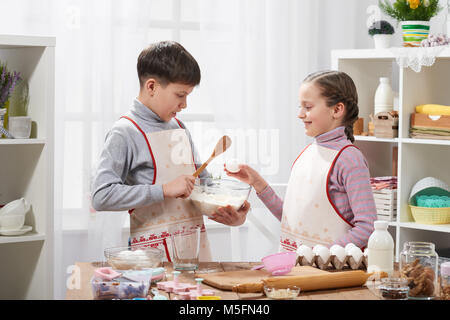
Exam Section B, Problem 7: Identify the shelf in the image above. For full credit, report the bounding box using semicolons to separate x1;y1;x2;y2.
0;34;55;299
354;136;398;143
332;48;395;61
354;136;450;145
401;138;450;146
388;222;398;227
0;34;55;48
0;232;45;244
0;139;46;145
399;222;450;233
332;47;450;61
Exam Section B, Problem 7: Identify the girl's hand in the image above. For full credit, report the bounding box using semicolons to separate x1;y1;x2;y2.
224;164;268;193
209;201;251;226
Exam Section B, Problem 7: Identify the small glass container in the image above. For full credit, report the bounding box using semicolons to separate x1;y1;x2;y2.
377;278;409;300
399;241;439;300
263;285;300;300
440;262;450;300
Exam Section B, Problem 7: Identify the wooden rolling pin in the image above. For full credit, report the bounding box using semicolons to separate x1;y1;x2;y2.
232;270;377;293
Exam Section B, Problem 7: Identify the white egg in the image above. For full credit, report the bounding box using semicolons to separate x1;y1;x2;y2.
329;245;346;263
312;244;326;254
348;246;363;262
225;159;240;173
363;248;369;257
345;243;357;255
296;245;314;263
313;245;330;263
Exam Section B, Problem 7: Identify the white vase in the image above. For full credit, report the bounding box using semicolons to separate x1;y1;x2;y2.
8;116;32;138
374;77;393;115
373;34;392;49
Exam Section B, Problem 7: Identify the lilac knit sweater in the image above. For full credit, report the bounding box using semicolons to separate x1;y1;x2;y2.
257;126;377;248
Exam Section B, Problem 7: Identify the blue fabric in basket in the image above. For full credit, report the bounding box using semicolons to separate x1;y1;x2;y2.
416;195;450;208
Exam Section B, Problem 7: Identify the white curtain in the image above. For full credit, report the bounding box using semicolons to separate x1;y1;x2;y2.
5;0;443;299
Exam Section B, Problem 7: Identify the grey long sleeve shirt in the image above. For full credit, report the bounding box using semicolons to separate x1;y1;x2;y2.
91;98;209;212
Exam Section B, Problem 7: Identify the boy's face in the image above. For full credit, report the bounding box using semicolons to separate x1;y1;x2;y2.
297;82;341;138
146;80;195;122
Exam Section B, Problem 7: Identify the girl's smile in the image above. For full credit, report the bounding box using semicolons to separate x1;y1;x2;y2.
298;81;343;137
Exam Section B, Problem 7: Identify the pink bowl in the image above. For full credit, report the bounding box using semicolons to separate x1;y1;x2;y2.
261;251;297;276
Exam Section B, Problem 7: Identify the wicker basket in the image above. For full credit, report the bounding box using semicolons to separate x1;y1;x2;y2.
409;177;450;225
409;205;450;224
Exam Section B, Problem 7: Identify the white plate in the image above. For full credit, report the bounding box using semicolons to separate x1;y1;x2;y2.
0;225;32;236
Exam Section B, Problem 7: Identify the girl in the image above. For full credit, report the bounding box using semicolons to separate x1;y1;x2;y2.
222;70;377;250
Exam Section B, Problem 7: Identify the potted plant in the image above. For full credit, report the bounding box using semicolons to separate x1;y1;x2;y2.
0;62;21;137
369;20;395;49
379;0;442;47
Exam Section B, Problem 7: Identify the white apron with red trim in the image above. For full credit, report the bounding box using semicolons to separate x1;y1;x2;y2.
280;143;354;251
123;116;212;262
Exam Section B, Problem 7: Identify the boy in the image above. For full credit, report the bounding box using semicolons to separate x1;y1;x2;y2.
91;41;250;262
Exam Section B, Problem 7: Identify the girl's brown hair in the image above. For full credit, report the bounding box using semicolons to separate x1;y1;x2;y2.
303;70;359;143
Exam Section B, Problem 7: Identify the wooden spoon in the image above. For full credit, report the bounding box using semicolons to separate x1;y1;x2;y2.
193;135;232;178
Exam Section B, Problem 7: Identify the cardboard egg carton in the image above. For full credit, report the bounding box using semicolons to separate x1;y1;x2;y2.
296;245;368;271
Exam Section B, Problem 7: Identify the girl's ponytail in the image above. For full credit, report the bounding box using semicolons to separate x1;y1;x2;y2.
345;125;355;143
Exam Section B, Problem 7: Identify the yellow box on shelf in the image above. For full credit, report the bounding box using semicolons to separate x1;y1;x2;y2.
416;104;450;116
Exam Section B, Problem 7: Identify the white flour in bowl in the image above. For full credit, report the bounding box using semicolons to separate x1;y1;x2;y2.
190;190;246;217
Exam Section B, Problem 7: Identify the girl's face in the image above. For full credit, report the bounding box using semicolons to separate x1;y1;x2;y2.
297;81;342;137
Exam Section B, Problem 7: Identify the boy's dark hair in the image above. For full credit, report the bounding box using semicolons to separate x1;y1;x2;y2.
303;70;359;143
137;41;201;88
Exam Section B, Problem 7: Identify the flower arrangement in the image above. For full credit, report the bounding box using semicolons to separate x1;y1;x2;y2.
368;20;395;36
379;0;442;21
0;62;21;109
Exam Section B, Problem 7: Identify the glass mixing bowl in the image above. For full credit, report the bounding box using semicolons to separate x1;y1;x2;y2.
189;178;252;217
104;244;164;270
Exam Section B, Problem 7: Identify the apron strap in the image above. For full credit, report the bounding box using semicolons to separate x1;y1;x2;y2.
174;117;198;172
326;144;359;228
292;143;311;169
120;116;157;185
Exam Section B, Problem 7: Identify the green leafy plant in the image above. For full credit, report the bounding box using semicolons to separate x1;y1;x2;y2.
379;0;442;21
368;20;395;36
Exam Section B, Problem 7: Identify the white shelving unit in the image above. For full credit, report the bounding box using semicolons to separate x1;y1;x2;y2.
0;34;55;299
332;48;450;261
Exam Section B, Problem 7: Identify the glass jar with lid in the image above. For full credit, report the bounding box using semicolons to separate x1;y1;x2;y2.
399;241;438;300
441;262;450;300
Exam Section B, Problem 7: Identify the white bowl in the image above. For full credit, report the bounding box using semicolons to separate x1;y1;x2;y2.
0;214;25;230
0;198;30;216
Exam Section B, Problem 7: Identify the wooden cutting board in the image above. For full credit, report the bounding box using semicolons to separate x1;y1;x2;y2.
197;266;329;291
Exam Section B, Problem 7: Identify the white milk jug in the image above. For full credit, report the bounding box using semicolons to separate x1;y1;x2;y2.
367;220;394;276
374;77;393;115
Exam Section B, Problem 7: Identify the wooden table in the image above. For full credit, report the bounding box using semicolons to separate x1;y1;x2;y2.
65;261;380;300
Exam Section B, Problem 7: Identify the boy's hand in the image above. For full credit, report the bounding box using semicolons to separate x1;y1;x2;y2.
163;175;196;199
224;164;268;193
208;201;251;226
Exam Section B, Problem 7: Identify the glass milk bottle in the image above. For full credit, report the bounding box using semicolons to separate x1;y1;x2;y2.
374;77;394;115
367;220;394;276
